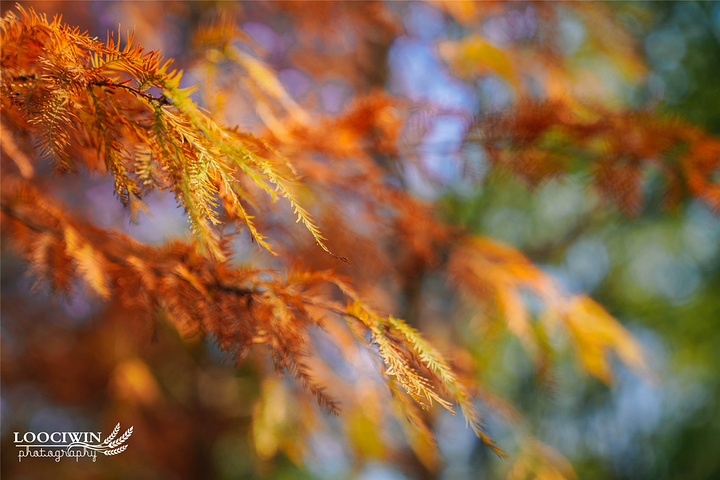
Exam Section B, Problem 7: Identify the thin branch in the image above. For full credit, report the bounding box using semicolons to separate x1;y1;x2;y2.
89;79;171;106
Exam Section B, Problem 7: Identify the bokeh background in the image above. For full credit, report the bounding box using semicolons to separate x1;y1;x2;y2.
2;1;720;479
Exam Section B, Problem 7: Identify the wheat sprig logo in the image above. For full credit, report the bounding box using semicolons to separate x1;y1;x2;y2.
99;423;133;453
66;423;133;455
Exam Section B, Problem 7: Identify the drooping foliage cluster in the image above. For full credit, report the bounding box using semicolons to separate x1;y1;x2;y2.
2;2;719;479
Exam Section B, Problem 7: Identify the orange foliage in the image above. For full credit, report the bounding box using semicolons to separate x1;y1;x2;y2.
2;2;718;478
